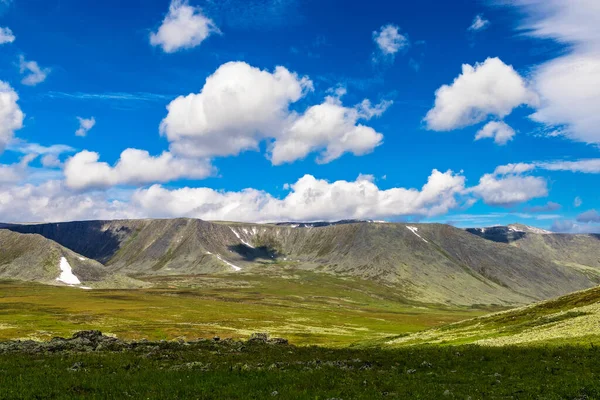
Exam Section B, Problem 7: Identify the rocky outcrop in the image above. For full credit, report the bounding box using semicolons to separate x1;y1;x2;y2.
0;331;290;354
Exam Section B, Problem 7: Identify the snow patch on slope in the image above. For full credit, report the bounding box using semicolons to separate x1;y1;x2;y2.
56;257;82;285
406;226;428;243
216;254;242;271
230;227;255;248
508;224;552;234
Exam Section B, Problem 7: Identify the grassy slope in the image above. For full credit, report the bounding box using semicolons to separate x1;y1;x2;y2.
0;230;107;284
386;285;600;347
2;341;600;399
0;272;486;346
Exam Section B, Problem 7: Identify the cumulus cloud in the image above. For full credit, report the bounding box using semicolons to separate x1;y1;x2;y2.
576;210;600;223
75;117;96;137
150;0;220;53
0;26;15;44
64;149;214;190
0;169;469;223
372;24;409;60
270;96;388;165
0;180;137;223
471;173;548;207
0;81;24;153
474;120;516;145
424;57;537;131
131;169;466;222
160;61;389;164
502;0;600;145
18;55;50;86
468;14;490;32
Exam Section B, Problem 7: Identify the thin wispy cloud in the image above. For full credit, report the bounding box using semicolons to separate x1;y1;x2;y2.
44;91;174;102
468;14;490;32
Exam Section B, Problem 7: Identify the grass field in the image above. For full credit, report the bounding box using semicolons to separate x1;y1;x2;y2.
0;272;488;346
2;340;600;399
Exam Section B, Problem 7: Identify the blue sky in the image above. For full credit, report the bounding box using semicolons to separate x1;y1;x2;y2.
0;0;599;232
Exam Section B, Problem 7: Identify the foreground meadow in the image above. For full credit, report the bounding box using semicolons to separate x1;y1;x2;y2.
1;338;599;399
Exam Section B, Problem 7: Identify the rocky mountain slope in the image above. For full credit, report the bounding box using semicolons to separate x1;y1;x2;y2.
0;229;107;287
466;224;600;275
2;219;600;306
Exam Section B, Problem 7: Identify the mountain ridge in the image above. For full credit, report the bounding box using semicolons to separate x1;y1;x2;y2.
2;219;599;306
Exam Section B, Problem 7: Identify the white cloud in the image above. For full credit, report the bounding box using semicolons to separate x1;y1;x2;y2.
161;61;311;158
424;57;537;131
576;209;600;223
0;155;36;184
551;219;600;234
502;0;600;144
472;173;548;206
131;169;466;222
18;55;50;86
574;196;583;208
0;81;24;153
468;14;490;32
0;169;468;223
0;26;15;44
495;159;600;175
75;117;96;137
41;154;62;168
474;121;516;145
537;159;600;173
0;180;137;223
150;0;220;53
7;141;75;156
6;141;74;168
64;149;213;190
160;61;389;164
493;162;537;176
372;24;409;59
270;96;388;165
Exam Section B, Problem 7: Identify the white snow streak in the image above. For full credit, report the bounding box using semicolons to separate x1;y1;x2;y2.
406;226;428;243
56;257;82;285
216;254;242;271
230;227;255;248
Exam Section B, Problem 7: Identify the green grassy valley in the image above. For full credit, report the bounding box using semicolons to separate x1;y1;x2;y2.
0;273;485;346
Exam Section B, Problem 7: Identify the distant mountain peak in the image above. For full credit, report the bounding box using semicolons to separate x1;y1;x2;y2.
507;224;553;234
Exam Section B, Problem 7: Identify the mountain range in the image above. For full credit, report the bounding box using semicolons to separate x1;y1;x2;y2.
1;219;599;306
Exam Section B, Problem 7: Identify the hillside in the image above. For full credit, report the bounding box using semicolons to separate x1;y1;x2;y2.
387;284;600;347
466;224;600;275
0;230;107;287
3;219;599;306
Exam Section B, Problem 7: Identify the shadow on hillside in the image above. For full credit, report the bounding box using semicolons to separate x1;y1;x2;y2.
228;244;278;262
4;221;127;263
465;228;527;243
